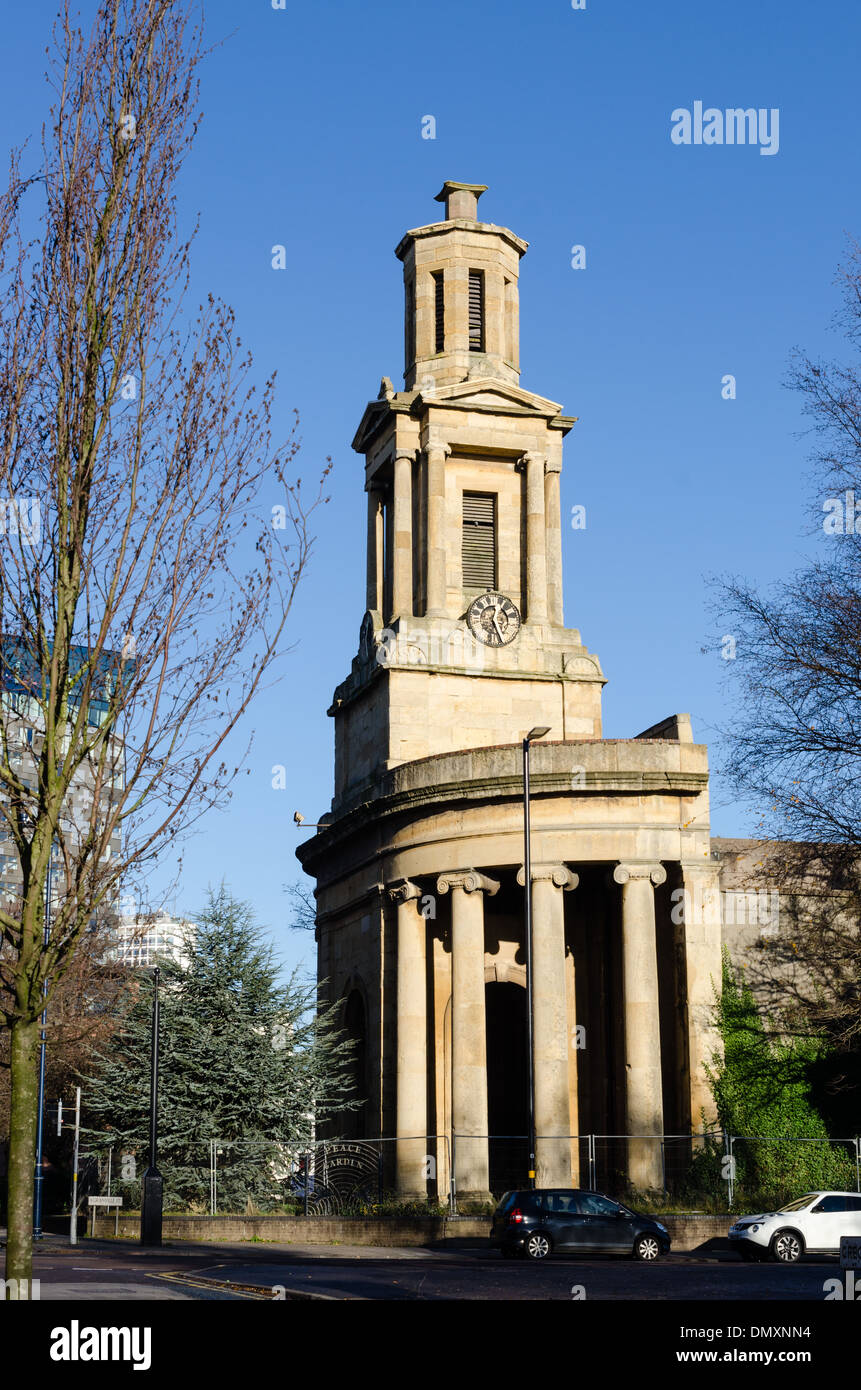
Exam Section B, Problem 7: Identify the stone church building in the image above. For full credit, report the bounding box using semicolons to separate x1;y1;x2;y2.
297;182;728;1201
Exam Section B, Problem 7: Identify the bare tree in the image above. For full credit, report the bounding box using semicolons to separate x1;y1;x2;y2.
0;0;328;1290
0;905;135;1135
284;879;317;934
715;239;861;1076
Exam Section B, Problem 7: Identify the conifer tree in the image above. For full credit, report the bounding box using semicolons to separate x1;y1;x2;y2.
85;886;357;1212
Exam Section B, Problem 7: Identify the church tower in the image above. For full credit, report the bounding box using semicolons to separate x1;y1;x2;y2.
335;181;605;807
298;184;721;1206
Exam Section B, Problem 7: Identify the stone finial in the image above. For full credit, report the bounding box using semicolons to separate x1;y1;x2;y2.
434;181;488;221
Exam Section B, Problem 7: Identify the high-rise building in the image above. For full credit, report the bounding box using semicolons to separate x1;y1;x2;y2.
0;641;126;911
107;910;196;970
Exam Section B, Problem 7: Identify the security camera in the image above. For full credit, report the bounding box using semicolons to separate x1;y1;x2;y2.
293;811;304;825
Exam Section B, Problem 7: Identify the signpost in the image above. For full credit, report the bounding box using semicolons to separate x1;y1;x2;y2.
840;1236;861;1269
88;1195;123;1239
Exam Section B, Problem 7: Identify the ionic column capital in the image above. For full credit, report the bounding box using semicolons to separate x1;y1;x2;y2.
394;449;418;467
614;862;667;887
425;441;451;459
544;457;562;476
387;877;423;905
437;869;499;897
516;450;545;472
517;864;579;891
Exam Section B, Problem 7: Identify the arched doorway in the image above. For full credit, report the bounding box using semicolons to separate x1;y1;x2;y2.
485;981;528;1194
342;989;368;1139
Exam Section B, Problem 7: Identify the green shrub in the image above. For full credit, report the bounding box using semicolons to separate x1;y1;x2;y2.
705;951;857;1204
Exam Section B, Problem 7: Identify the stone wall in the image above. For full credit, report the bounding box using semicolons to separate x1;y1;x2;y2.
93;1211;734;1253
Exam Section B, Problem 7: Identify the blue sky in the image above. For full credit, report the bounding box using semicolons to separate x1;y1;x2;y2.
2;0;860;975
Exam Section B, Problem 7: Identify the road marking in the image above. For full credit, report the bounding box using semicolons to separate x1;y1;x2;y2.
147;1271;356;1300
148;1272;262;1300
69;1266;152;1274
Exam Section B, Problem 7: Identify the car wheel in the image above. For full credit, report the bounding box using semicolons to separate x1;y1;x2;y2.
633;1234;662;1261
771;1230;804;1264
524;1231;552;1261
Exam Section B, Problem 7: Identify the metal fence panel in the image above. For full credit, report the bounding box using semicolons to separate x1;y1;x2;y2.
86;1130;861;1218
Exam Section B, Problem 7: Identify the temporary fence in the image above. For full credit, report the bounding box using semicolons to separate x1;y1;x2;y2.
724;1134;861;1210
83;1129;861;1218
450;1133;724;1206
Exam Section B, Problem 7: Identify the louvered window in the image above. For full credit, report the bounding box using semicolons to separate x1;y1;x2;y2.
433;271;445;353
462;492;496;589
468;271;485;352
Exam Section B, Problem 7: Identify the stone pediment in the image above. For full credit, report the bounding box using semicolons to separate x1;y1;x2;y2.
419;377;567;418
351;377;574;452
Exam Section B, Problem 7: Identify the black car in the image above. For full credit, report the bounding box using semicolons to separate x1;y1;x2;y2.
490;1188;671;1261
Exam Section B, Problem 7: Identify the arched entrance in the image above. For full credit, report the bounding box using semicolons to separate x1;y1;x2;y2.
485;981;528;1194
342;989;368;1139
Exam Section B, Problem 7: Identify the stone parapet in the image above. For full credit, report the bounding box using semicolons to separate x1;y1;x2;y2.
307;737;711;843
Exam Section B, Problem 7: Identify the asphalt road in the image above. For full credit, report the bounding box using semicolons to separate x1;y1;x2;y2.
23;1236;850;1301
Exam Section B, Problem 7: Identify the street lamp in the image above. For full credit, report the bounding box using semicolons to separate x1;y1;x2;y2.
140;964;163;1246
522;725;550;1190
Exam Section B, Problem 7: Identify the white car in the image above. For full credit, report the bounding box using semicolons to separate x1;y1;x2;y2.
728;1191;861;1263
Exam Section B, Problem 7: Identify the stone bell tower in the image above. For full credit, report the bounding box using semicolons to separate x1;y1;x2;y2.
299;182;722;1206
334;181;605;810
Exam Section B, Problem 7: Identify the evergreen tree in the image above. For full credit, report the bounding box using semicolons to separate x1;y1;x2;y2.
84;886;357;1212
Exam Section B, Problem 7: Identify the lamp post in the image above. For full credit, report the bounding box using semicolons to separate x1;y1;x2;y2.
522;725;550;1190
140;965;163;1246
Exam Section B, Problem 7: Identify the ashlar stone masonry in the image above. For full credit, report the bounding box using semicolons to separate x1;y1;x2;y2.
297;182;724;1201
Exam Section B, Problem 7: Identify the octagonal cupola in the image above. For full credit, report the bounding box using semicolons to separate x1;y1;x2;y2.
396;181;527;392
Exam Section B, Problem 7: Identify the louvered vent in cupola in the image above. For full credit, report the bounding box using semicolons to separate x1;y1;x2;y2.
468;271;485;352
433;272;445;353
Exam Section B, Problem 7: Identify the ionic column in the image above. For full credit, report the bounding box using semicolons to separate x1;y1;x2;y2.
425;443;449;617
517;863;578;1185
521;451;548;622
544;458;563;626
613;862;667;1191
392;452;415;619
437;869;499;1200
388;878;428;1196
677;864;723;1131
366;487;384;614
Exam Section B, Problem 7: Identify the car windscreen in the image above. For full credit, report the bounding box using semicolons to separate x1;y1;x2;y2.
777;1194;819;1212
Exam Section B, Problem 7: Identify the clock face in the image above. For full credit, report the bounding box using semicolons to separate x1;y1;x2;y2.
466;592;522;647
